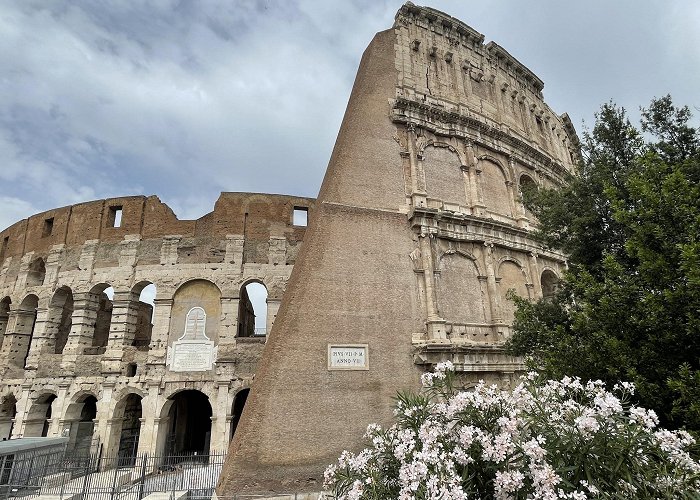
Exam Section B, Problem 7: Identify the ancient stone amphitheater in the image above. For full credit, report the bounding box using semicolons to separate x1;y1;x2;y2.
0;193;314;457
0;2;580;496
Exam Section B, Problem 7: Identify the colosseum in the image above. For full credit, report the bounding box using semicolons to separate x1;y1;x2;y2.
0;193;314;458
0;2;579;496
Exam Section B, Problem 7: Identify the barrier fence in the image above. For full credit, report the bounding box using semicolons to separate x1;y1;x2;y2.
0;448;227;500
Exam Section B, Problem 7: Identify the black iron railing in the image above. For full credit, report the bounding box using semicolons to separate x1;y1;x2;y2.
0;448;227;500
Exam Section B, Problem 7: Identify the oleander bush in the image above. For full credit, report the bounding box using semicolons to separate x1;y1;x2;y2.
324;362;700;499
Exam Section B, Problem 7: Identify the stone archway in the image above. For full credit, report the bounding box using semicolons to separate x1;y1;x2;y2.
162;390;212;456
114;393;142;464
229;389;249;441
64;394;98;455
0;393;17;440
23;393;56;437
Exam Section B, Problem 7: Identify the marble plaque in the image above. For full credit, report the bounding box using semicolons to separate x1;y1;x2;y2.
328;344;369;370
168;306;217;372
169;339;216;372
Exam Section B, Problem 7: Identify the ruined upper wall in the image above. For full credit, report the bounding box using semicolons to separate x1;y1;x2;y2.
393;2;580;181
0;193;315;265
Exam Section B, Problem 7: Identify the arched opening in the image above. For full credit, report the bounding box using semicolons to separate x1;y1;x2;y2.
65;394;97;455
498;260;529;326
27;257;46;287
23;393;56;437
89;284;113;353
238;281;267;337
519;174;538;217
164;390;212;456
15;295;38;368
436;253;488;328
0;394;17;441
132;282;155;349
115;394;142;464
48;286;73;354
229;389;249;441
0;297;11;351
422;145;466;207
480;159;512;217
541;270;559;299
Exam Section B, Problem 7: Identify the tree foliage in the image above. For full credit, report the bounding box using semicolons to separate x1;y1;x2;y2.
508;96;700;433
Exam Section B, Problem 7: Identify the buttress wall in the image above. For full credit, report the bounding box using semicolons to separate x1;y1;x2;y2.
219;3;574;495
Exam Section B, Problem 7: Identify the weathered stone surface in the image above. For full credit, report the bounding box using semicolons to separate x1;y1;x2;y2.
218;3;573;495
0;193;314;456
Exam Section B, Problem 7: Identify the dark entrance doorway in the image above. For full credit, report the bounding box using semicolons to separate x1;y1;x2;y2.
165;390;212;456
72;395;97;455
229;389;249;441
117;394;142;464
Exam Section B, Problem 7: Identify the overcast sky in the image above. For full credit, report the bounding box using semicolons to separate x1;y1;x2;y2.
1;0;698;232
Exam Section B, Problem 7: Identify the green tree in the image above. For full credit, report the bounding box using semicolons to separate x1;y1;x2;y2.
508;96;700;432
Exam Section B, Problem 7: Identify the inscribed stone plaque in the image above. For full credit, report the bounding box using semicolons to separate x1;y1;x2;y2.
327;344;369;370
168;306;217;372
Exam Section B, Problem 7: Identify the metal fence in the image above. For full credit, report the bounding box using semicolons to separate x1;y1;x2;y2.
0;447;227;500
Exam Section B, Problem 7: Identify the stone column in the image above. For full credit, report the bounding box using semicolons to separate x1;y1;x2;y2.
62;292;99;369
0;309;9;351
12;382;33;438
465;142;485;216
210;382;230;451
528;252;543;299
419;232;446;340
266;299;281;335
2;309;37;370
219;297;239;344
225;235;244;274
138;382;163;456
407;123;427;208
483;243;502;327
461;165;473;214
24;306;52;370
102;291;139;374
147;298;173;367
48;382;71;437
95;381;116;454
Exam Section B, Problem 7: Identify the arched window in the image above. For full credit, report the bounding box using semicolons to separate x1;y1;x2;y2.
90;284;113;353
238;282;267;337
0;393;17;441
230;389;249;441
480;159;512;217
498;260;529;325
48;286;74;355
541;270;559;299
23;393;56;438
27;257;46;287
114;393;143;464
65;394;98;455
519;174;538;217
422;145;466;208
132;282;156;349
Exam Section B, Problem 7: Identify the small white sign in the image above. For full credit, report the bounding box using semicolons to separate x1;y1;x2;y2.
328;344;369;370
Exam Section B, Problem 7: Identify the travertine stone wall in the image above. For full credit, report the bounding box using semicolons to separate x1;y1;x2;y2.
0;192;314;454
219;3;574;495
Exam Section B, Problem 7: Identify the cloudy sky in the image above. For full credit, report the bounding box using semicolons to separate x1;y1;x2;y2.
1;0;698;232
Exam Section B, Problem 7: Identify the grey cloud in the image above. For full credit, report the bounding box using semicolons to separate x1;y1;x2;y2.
0;0;697;228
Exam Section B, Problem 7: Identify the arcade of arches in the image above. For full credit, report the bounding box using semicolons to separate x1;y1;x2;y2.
0;275;274;456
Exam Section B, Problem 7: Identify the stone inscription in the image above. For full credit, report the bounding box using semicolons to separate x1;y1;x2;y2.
328;344;369;370
170;340;216;372
168;306;216;372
